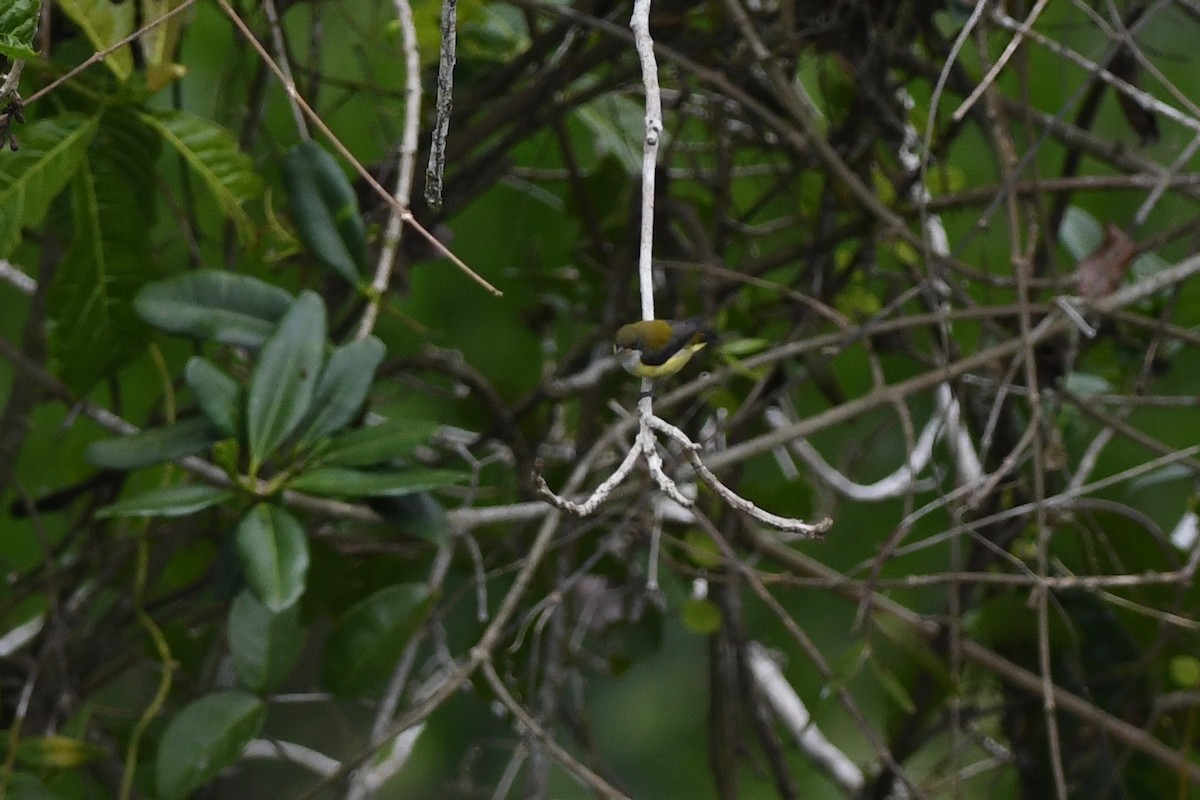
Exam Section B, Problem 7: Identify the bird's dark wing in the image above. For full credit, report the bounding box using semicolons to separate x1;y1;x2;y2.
640;318;710;366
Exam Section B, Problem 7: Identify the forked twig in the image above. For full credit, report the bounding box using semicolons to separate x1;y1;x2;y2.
535;0;829;540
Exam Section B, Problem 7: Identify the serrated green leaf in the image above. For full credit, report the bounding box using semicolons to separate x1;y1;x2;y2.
0;113;99;258
294;336;385;448
0;0;39;59
139;110;262;243
323;584;432;694
228;590;305;693
246;292;326;470
135;270;294;346
97;484;233;519
155;692;265;800
50;114;160;393
317;418;440;468
288;466;464;499
185;357;242;438
234;504;309;612
56;0;135;80
282;141;367;282
86;417;219;470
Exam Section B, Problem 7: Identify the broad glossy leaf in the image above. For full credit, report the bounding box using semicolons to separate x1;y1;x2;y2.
323;584;432;694
246;292;326;470
97;485;233;519
185;357;241;438
288;466;464;499
0;113;99;258
155;692;265;800
318;418;439;467
295;336;386;448
135;270;294;347
86;417;219;470
139;110;263;242
50;112;160;393
235;504;309;612
0;0;38;59
283;141;367;282
228;590;305;693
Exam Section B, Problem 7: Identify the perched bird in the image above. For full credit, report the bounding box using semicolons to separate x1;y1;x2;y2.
613;318;715;378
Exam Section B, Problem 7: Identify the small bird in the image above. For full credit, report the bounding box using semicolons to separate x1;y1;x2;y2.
613;318;715;378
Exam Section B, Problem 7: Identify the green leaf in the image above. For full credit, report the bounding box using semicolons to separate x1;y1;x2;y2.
1063;372;1111;396
716;336;769;358
1131;249;1171;283
139;0;190;91
86;417;219;470
295;336;386;448
282;141;367;282
681;599;722;634
0;113;99;258
234;504;309;612
1059;206;1102;262
1129;463;1192;492
139;110;263;243
155;692;265;800
1169;655;1200;688
212;439;241;477
682;530;722;569
288;466;464;499
135;270;294;347
186;357;242;438
7;773;64;800
323;584;432;694
574;95;646;174
871;659;917;714
246;292;326;470
370;492;451;545
56;0;135;80
97;485;233;519
50;112;161;394
228;590;305;693
318;418;440;468
14;735;104;768
0;0;39;59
